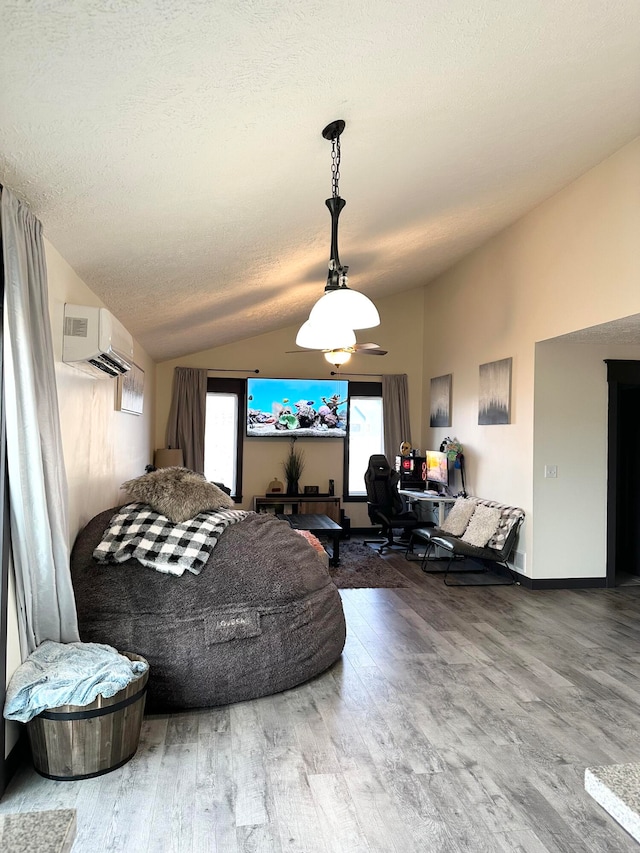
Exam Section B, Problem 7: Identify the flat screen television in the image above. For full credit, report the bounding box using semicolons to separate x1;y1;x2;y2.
425;450;449;488
247;377;348;438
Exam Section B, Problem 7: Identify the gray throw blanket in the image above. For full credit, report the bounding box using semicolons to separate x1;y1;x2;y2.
4;640;148;723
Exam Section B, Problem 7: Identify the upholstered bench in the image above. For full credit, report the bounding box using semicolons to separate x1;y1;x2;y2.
407;497;525;586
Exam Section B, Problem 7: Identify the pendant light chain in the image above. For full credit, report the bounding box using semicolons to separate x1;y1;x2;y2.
331;135;341;198
294;117;380;351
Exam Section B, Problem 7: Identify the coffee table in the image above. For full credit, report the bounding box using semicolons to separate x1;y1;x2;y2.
277;513;342;567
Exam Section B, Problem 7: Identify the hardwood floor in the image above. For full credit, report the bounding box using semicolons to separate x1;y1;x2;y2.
3;546;640;851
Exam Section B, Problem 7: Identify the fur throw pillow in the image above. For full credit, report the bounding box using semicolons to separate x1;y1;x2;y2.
121;466;234;523
440;498;477;536
461;505;502;548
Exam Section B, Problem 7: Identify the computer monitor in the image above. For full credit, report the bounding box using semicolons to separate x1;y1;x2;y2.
425;450;449;489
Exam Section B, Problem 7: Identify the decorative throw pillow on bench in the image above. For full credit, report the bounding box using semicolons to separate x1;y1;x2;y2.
460;505;503;548
440;498;477;536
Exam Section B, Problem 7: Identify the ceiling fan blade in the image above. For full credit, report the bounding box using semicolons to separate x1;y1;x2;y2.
286;344;388;357
353;343;388;355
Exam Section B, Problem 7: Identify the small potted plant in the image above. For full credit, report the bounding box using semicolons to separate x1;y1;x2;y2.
440;436;467;496
283;438;305;495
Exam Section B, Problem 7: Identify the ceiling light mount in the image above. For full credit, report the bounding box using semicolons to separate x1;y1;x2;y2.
321;119;345;142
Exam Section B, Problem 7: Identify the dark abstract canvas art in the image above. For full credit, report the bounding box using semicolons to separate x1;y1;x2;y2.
430;374;452;427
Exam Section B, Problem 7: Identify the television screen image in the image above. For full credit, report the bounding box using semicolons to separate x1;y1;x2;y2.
425;450;449;487
247;377;348;438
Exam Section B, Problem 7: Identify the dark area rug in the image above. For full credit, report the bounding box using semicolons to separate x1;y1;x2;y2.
330;540;410;589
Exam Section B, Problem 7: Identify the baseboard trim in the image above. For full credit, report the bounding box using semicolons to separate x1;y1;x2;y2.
351;533;610;590
516;575;607;590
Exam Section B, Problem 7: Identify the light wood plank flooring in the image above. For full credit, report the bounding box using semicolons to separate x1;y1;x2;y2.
3;547;640;851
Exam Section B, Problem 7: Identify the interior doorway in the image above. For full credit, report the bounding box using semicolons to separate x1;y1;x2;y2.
606;360;640;586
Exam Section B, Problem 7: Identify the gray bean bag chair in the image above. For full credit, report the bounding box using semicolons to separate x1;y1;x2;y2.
70;509;346;711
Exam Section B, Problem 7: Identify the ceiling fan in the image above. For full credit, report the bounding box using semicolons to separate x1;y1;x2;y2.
286;342;388;367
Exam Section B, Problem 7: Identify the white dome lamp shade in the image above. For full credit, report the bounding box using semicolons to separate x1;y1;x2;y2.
324;349;352;367
295;118;380;348
295;319;356;350
309;287;380;330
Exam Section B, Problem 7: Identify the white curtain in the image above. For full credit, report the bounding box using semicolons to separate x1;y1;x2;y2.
382;373;412;465
1;187;79;656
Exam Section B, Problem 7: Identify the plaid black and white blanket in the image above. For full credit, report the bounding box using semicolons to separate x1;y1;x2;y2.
93;503;248;576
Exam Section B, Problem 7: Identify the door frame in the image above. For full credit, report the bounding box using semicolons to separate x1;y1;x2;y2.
605;359;640;587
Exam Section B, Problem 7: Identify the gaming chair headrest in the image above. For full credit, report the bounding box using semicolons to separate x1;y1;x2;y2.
365;454;392;480
364;454;404;514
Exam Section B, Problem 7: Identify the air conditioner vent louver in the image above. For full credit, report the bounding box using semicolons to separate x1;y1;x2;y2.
88;358;120;377
63;304;134;379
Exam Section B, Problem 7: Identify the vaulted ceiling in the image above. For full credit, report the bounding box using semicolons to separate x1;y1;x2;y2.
1;1;639;361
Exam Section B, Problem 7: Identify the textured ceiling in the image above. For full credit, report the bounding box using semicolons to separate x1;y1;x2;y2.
552;314;640;345
1;1;639;361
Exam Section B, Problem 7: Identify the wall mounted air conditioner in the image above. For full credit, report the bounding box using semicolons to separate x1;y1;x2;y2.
63;304;134;378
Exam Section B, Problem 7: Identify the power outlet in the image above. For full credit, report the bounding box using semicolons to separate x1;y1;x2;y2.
544;465;558;479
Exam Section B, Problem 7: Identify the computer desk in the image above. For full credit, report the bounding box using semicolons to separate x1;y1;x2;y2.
398;490;456;526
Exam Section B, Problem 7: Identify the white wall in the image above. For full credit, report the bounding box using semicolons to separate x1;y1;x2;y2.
5;238;156;758
155;291;425;528
47;242;156;543
422;137;640;579
533;341;640;580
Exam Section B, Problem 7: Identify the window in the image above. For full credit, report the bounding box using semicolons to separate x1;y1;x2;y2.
204;378;244;501
344;381;383;498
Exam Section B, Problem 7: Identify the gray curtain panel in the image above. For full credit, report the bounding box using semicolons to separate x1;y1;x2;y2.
166;367;208;473
382;374;412;464
1;187;80;656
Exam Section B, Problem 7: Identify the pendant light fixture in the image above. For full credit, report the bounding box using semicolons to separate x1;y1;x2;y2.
295;119;380;351
323;349;352;367
296;319;356;350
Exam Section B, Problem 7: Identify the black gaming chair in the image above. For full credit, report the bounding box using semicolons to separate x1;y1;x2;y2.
364;454;422;549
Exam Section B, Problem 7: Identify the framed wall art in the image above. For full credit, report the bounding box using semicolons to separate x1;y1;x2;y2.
116;362;145;415
478;357;512;425
429;373;452;427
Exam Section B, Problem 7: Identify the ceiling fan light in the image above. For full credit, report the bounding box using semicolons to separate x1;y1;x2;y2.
309;289;380;330
295;319;356;350
324;350;352;366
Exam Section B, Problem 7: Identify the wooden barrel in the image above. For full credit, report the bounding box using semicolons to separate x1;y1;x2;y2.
26;651;148;781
